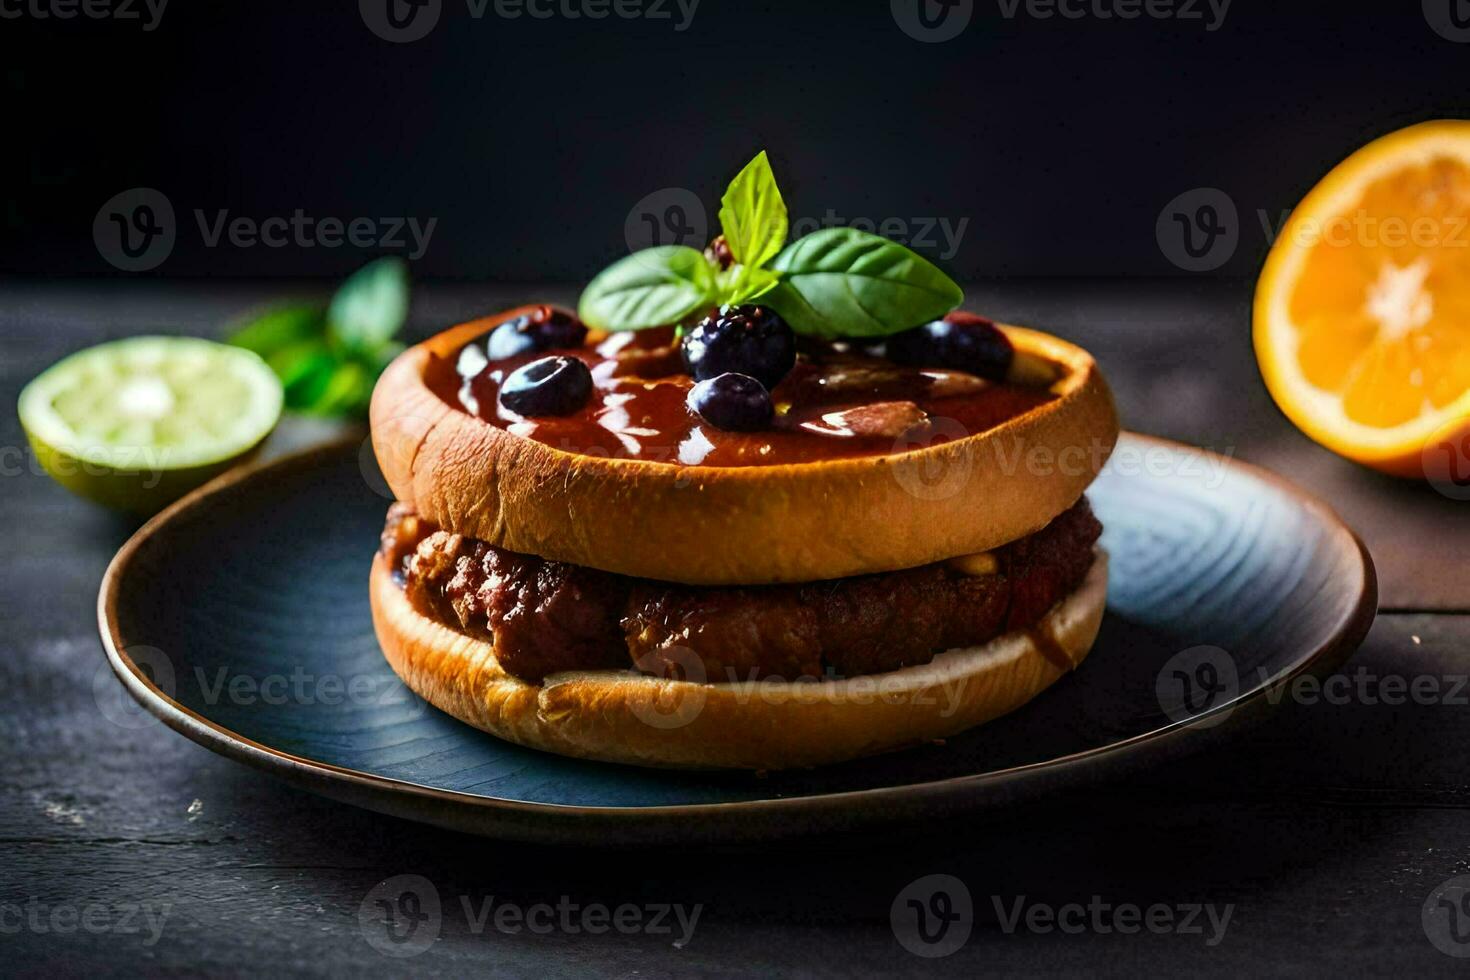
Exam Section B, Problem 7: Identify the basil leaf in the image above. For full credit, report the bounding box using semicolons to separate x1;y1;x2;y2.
327;257;409;352
578;245;717;330
722;265;780;306
765;228;963;338
227;304;324;358
718;151;788;269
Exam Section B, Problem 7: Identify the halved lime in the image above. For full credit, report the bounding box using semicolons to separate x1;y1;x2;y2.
19;336;283;514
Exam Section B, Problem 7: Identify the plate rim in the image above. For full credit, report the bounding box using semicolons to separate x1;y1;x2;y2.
97;432;1379;840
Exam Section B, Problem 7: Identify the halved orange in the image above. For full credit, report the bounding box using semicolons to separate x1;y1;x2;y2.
1254;120;1470;478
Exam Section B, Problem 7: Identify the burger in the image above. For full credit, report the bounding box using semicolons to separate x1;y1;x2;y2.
368;154;1119;769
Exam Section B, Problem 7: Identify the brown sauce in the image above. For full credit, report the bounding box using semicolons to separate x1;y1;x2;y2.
424;326;1059;467
1026;624;1076;673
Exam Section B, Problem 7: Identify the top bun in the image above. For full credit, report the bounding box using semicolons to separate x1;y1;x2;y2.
370;307;1119;586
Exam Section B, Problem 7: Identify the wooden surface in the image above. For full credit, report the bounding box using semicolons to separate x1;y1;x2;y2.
4;280;1469;976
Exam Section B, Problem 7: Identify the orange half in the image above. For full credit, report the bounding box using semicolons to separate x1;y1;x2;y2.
1254;120;1470;478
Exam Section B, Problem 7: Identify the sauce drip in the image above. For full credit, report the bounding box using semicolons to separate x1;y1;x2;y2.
1026;624;1076;673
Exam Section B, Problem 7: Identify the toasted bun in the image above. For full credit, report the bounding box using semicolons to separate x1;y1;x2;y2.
370;308;1119;585
368;549;1107;770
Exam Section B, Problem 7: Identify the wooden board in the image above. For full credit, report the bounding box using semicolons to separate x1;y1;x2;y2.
3;281;1467;975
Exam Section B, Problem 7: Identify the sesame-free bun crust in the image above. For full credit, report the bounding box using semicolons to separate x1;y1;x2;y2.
370;307;1119;586
369;549;1107;770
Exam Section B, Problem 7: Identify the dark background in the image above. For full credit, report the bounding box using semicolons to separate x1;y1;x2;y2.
5;0;1467;281
7;3;1470;977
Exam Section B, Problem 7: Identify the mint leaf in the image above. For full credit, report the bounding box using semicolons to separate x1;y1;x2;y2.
327;257;409;352
228;304;324;358
368;340;405;373
230;261;410;419
718;151;788;269
578;245;717;330
304;360;374;417
267;338;338;410
765;228;963;338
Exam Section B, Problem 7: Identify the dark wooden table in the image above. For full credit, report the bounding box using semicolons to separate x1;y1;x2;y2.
5;280;1468;976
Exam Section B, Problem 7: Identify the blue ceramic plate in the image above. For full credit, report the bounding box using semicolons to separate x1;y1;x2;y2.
99;434;1376;842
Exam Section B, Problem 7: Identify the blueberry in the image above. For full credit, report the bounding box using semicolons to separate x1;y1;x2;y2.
687;372;773;432
885;313;1013;382
681;305;796;390
486;306;587;360
498;355;593;417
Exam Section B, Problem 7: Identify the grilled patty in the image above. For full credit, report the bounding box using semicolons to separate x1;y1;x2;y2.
381;500;1102;684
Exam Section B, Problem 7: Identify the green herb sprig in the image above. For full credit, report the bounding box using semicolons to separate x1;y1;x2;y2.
228;257;409;418
578;152;963;338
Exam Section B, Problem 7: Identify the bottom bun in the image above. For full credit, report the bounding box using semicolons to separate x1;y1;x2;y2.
368;550;1108;770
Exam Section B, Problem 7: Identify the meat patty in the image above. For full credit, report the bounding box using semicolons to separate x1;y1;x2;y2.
383;517;630;681
381;499;1102;684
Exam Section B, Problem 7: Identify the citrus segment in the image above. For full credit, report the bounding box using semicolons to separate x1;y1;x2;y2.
18;336;283;513
1255;120;1470;476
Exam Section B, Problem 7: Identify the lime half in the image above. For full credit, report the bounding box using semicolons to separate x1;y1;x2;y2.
19;336;283;514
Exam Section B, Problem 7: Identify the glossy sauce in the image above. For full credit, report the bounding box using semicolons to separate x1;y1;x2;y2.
425;327;1059;467
1026;624;1075;673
